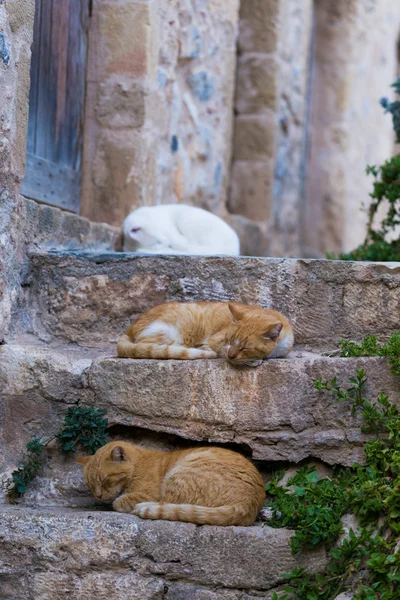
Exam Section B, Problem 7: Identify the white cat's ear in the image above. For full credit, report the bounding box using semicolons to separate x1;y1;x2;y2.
111;446;127;462
264;322;283;341
228;303;246;322
76;456;91;466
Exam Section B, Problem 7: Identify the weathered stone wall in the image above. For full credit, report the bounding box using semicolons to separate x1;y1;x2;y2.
0;0;119;339
79;0;400;257
81;0;240;231
0;0;35;338
0;195;119;341
302;0;400;257
230;0;313;257
0;0;119;340
230;0;400;257
0;507;328;600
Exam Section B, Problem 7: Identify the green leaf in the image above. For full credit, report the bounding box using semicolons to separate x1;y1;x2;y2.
306;471;319;484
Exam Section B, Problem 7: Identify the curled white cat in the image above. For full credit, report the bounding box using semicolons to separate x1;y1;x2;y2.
122;204;240;256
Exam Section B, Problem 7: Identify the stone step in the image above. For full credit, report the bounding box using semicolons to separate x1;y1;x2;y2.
20;250;400;351
1;342;398;478
0;506;328;600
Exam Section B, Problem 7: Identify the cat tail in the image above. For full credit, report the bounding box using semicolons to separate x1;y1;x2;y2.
117;335;217;360
133;502;255;526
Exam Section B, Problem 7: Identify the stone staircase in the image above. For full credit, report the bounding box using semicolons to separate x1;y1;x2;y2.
1;251;400;599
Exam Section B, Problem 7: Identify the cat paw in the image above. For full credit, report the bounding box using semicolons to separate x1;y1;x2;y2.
113;495;135;513
202;350;218;358
245;359;263;367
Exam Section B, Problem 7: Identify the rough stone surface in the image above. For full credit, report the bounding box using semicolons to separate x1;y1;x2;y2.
303;0;400;257
1;343;399;495
23;252;400;350
0;506;328;599
270;0;313;258
0;2;120;340
228;214;269;257
228;160;273;221
238;0;281;54
233;115;276;161
0;197;120;339
230;0;312;257
236;54;279;114
0;0;34;193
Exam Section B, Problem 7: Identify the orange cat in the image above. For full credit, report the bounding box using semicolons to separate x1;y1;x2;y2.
117;302;293;366
77;441;265;526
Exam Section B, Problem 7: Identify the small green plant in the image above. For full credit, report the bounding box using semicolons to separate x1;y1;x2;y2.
3;406;108;502
339;332;400;376
56;405;108;454
268;365;400;599
266;467;352;555
330;79;400;263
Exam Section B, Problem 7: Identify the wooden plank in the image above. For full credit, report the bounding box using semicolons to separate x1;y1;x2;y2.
65;0;89;170
21;153;81;213
26;0;42;154
35;0;53;159
52;0;69;165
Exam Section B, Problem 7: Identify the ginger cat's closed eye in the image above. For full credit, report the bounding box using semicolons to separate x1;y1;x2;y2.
77;441;265;526
117;301;293;367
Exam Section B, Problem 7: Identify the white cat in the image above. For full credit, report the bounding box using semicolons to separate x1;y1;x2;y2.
122;205;240;256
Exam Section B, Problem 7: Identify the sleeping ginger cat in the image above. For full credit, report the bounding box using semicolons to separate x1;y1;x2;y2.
117;302;293;366
77;441;265;526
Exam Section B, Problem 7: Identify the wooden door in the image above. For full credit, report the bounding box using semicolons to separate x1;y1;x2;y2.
21;0;90;212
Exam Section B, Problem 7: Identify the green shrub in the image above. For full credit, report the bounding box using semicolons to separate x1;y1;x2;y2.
268;360;400;599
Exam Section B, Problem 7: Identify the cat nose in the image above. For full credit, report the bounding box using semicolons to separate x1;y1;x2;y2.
228;347;239;359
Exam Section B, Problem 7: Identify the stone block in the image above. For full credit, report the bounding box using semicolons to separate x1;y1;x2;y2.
30;271;170;344
236;54;279;114
91;130;142;225
96;76;146;129
0;507;328;598
228;213;269;256
233;114;276;161
228;160;273;221
165;585;286;600
99;3;150;78
32;572;164;600
2;344;399;471
238;0;281;54
0;1;34;192
27;252;400;350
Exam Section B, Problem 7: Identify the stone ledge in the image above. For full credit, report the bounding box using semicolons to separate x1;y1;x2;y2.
1;343;398;468
23;251;400;350
0;506;328;599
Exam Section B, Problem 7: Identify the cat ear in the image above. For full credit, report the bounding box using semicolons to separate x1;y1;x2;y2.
228;303;246;322
111;446;127;462
264;322;283;342
76;456;91;466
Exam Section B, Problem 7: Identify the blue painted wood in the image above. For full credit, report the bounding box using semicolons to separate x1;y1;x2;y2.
21;0;89;213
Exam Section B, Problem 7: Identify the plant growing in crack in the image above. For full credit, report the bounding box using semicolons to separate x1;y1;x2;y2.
2;406;108;502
